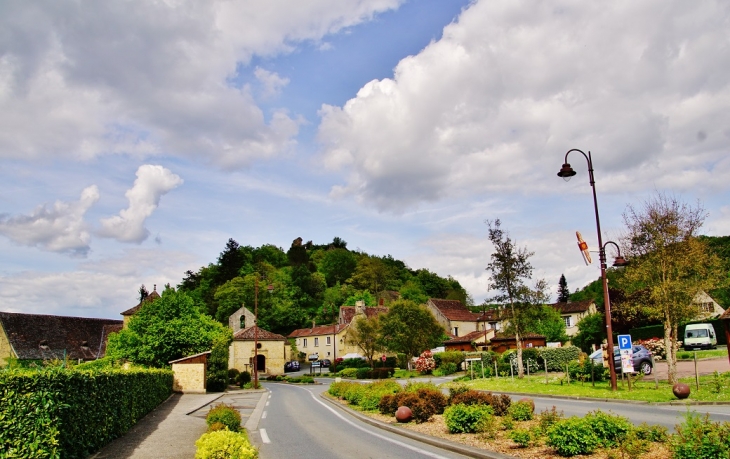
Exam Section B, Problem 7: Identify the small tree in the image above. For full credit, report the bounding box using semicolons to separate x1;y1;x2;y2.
557;274;570;303
485;219;544;378
524;304;569;344
571;313;605;353
621;193;726;383
378;299;444;369
347;315;384;367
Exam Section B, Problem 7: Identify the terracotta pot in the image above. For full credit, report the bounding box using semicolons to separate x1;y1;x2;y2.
395;406;413;423
672;383;691;399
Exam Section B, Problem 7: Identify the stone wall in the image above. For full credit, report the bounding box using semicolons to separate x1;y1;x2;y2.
171;363;206;393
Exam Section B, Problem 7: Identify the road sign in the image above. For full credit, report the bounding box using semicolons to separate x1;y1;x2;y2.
618;335;632;351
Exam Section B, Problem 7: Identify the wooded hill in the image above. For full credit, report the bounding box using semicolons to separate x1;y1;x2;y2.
175;237;469;336
568;235;730;332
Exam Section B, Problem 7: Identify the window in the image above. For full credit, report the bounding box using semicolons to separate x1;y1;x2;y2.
699;302;713;313
453;327;459;337
240;316;245;329
314;337;319;347
303;338;307;348
326;336;331;345
563;316;572;328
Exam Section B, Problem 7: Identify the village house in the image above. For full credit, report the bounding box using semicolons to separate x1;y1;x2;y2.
425;298;482;337
551;299;597;337
288;301;388;360
228;306;287;375
0;311;122;366
693;290;726;320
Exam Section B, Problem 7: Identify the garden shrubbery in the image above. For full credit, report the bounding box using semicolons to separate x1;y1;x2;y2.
206;404;242;432
443;403;494;433
196;407;257;459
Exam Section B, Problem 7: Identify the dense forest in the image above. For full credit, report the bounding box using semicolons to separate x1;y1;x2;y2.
175;237;470;336
568;235;730;333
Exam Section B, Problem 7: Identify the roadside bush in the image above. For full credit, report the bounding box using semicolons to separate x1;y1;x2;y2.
195;430;258;459
362;368;394;379
228;368;240;384
403;381;440;393
384;390;442;423
443;404;494;433
373;356;397;368
378;393;399;415
356;367;370;379
538;406;564;433
508;401;534;421
433;362;457;376
237;371;251;387
342;383;368;406
207;422;226;432
547;417;600;456
567;359;605;382
433;351;465;369
447;383;470;401
337;358;370;369
634;422;668;443
338;368;358;379
206;404;242;432
509;428;532;447
583;410;632;448
671;411;730;458
358;380;401;411
538;346;581;372
328;381;358;398
415;350;436;374
415;387;447;415
449;391;511;416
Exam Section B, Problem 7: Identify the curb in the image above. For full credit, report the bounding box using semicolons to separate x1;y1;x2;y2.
184;392;227;415
319;393;516;459
244;389;270;432
484;390;730;406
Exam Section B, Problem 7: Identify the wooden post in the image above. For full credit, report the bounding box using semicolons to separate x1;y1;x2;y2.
494;360;498;379
653;355;658;389
545;359;548;384
695;352;700;391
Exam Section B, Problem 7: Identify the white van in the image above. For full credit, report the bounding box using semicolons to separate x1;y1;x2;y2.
683;323;717;350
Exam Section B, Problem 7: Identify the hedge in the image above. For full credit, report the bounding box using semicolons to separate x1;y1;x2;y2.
630;319;727;345
0;367;173;458
538;346;581;372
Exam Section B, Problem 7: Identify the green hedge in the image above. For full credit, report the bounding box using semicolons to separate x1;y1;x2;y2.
0;367;173;458
630;319;727;345
538;346;581;372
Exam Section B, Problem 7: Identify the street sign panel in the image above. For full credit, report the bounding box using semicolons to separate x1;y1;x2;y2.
618;335;632;351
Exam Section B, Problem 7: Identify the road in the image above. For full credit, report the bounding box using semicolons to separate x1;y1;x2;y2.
252;382;476;459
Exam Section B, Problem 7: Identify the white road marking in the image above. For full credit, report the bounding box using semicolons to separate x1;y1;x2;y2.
262;411;267;419
292;386;450;459
266;401;270;406
259;428;271;444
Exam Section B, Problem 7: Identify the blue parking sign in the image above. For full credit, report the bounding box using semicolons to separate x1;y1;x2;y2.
618;334;632;351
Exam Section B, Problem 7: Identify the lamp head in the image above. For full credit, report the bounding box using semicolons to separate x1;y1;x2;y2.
557;163;576;181
612;255;628;267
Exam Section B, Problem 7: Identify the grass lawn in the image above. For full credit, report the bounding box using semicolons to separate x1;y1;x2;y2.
450;370;730;403
676;348;728;360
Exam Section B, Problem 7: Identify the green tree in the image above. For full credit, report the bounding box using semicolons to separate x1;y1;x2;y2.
557;274;570;303
349;256;391;293
319;248;357;287
347;315;384;367
620;193;726;383
216;238;249;285
106;288;231;368
485;219;544;378
398;280;428;305
523;304;568;344
378;299;444;368
570;313;605;353
213;277;247;324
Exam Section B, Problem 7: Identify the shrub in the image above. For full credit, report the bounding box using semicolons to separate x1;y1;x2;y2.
447;383;470;401
237;371;251;387
443;404;494;433
415;387;448;415
338;368;358;379
208;422;226;432
328;381;358;398
415;350;436;374
538;346;581;372
433;362;457;377
434;351;465;368
538;406;564;433
567;359;605;382
671;411;730;459
228;368;240;384
634;422;668;443
509;428;532;448
386;390;442;423
356;367;370;379
342;384;368;406
508;401;534;421
359;380;401;411
195;430;258;459
583;410;632;448
378;394;398;415
547;417;600;456
450;391;511;416
206;404;242;432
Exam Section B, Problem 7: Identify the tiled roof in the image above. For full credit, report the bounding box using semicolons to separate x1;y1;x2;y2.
288;323;348;338
0;311;123;360
474;309;504;322
98;323;123;357
552;300;595;314
339;306;388;325
719;308;730;320
232;326;287;341
491;331;545;341
120;289;161;316
444;330;489;344
429;299;480;321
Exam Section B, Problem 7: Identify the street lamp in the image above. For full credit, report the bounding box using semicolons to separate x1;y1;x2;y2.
557;149;620;391
253;274;274;389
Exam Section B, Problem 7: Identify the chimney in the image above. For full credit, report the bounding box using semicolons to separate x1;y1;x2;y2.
355;300;365;316
311;319;316;330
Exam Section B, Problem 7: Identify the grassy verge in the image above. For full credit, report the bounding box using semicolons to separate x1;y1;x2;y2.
675;348;728;360
449;370;730;403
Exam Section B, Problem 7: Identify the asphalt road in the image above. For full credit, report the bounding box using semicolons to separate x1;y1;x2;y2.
253;383;475;459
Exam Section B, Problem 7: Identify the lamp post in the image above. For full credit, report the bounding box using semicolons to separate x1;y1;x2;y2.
557;149;624;391
253;274;274;389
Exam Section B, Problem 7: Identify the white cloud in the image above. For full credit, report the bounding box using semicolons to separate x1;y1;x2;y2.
254;67;290;98
0;0;404;167
0;185;99;256
318;0;730;212
99;165;183;243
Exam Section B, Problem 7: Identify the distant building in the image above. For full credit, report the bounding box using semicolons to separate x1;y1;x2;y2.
551;300;597;336
425;298;482;337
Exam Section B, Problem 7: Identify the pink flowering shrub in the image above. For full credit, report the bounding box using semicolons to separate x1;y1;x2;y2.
415;350;436;374
637;337;682;360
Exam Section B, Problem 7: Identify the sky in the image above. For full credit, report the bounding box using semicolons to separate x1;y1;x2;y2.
1;0;729;320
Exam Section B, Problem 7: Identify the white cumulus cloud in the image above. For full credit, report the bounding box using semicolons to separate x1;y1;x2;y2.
0;185;99;256
99;165;183;243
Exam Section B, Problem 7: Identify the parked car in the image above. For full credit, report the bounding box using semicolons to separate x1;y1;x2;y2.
320;359;332;368
589;344;654;375
284;361;300;372
684;323;717;350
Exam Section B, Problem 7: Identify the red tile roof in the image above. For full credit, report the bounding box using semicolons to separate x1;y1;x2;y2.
551;300;595;314
444;330;489;344
288;323;348;338
0;311;123;360
233;326;287;341
490;331;545;341
338;306;388;325
429;299;480;321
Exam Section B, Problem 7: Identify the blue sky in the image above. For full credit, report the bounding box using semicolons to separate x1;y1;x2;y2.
1;0;729;319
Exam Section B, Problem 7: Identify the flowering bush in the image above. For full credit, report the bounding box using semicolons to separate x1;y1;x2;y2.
415;350;436;374
637;338;682;361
